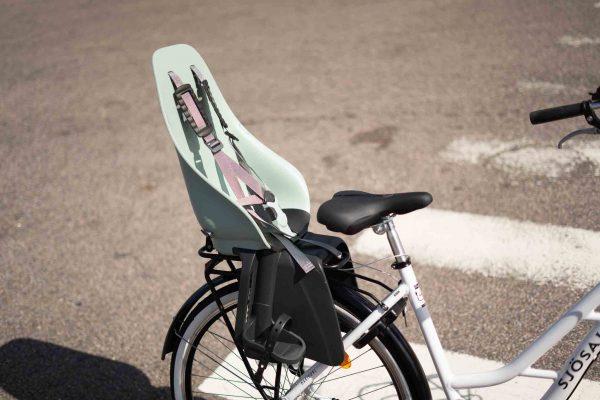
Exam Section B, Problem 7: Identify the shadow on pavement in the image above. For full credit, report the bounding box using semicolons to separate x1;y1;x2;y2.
0;338;170;400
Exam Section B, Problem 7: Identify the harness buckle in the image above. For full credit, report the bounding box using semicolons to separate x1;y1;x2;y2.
206;138;223;154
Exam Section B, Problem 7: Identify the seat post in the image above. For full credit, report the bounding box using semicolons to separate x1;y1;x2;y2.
380;216;411;267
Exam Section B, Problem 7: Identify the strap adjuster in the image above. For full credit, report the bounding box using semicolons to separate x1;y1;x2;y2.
172;84;213;137
172;83;195;102
206;138;223;154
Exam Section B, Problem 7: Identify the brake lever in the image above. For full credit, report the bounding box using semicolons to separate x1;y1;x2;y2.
558;127;600;149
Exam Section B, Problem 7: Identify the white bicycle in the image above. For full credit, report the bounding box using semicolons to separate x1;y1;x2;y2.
155;45;599;400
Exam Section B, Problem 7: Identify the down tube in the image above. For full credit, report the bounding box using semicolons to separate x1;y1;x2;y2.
541;321;600;400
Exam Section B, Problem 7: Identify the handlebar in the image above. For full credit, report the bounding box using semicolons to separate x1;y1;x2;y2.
529;102;585;125
529;94;600;126
529;89;600;147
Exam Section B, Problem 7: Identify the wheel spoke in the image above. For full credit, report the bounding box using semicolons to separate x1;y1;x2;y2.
208;330;246;364
192;374;255;385
192;356;258;399
192;390;259;399
308;366;334;399
346;383;394;400
196;345;253;385
318;365;385;383
206;331;276;388
209;329;236;345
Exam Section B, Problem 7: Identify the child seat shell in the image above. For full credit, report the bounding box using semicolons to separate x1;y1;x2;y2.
152;44;310;255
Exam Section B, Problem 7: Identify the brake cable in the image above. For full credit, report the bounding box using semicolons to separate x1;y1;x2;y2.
558;127;599;148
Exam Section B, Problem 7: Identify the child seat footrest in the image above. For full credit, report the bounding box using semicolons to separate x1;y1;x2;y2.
242;313;306;364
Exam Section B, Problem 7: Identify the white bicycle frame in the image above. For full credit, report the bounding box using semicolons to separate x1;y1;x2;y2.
282;216;600;400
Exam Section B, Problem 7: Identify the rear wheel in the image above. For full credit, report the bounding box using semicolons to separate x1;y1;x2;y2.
170;284;430;399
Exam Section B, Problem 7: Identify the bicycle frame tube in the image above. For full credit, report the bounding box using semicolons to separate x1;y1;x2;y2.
282;216;600;400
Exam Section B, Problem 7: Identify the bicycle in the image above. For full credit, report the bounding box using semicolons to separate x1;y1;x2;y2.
154;44;600;400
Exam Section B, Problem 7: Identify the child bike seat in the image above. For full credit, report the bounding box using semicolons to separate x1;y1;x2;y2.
152;44;310;255
317;190;433;235
154;44;349;366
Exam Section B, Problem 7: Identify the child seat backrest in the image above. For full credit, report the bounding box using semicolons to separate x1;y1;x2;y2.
152;44;310;255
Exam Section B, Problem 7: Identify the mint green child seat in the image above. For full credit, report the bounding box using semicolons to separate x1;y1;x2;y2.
152;44;310;255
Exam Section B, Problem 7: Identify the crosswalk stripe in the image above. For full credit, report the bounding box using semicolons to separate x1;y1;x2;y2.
559;35;600;47
440;137;600;178
353;208;600;288
517;80;567;94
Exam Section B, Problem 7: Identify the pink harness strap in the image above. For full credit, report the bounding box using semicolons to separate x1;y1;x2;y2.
168;70;266;207
168;68;316;273
168;72;208;133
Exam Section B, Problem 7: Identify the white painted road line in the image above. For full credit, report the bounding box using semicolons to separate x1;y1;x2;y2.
559;35;600;47
441;137;600;178
517;80;567;94
411;343;600;400
353;209;600;288
198;345;600;399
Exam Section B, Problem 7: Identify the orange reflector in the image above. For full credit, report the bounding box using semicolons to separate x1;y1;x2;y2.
340;352;351;369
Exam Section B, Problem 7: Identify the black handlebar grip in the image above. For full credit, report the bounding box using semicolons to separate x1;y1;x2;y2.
529;102;584;125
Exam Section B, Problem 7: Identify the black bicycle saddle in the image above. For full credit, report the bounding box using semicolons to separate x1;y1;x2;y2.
317;190;433;235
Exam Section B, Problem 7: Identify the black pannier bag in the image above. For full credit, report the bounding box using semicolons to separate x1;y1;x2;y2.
234;232;350;366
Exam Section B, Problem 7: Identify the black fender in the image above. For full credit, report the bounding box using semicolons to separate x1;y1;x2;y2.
161;274;236;359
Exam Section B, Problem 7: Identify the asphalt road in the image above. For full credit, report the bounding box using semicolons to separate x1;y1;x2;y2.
1;0;599;399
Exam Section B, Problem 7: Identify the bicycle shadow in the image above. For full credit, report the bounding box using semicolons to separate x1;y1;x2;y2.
0;338;172;400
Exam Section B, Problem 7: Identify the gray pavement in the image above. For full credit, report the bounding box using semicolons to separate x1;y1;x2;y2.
1;0;599;399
